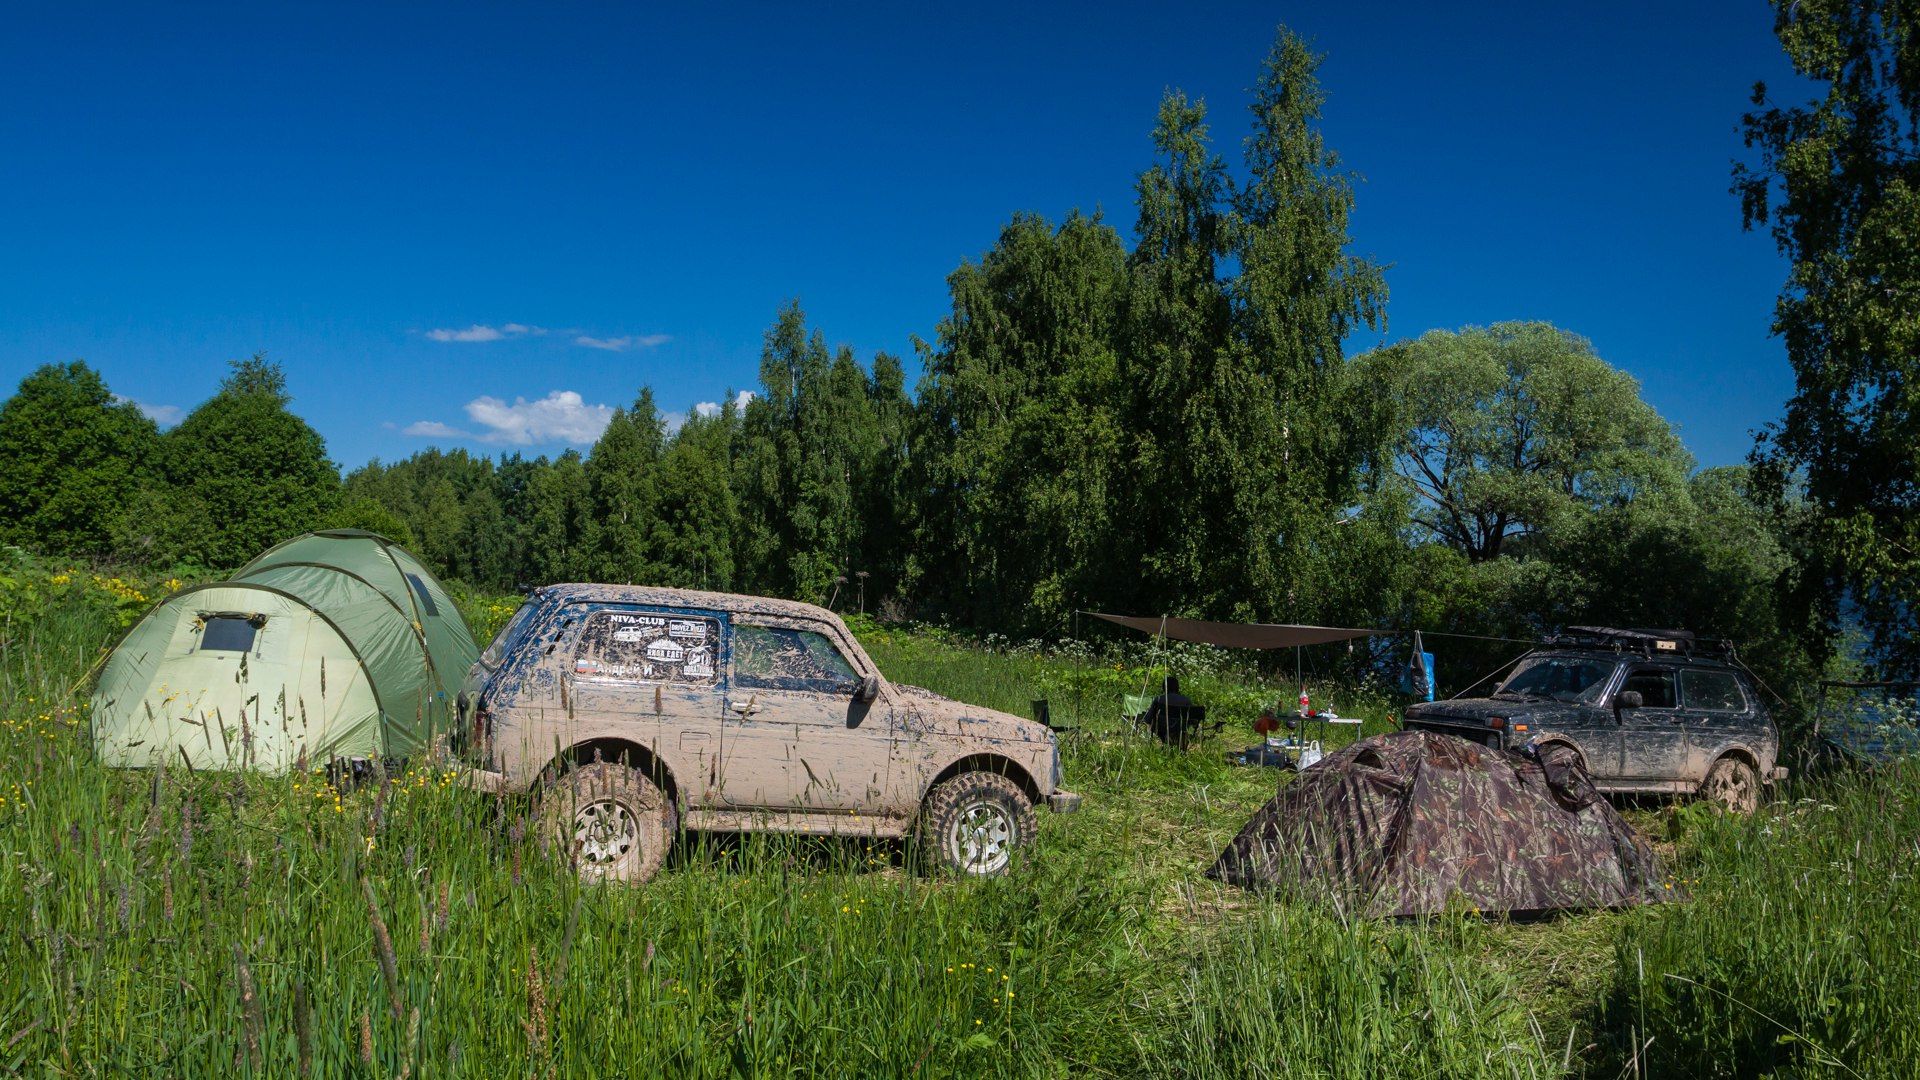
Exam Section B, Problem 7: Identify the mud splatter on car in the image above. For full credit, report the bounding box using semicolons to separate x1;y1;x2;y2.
455;585;1080;881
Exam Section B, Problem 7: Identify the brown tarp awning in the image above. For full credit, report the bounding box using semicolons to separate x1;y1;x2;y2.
1086;612;1386;650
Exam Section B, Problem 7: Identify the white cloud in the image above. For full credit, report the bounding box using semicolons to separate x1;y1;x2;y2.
573;333;671;352
402;420;471;439
464;390;614;445
115;394;182;426
425;323;547;343
426;325;503;343
694;390;755;418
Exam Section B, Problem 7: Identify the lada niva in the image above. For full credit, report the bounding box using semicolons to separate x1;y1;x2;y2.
1401;627;1785;812
455;585;1080;881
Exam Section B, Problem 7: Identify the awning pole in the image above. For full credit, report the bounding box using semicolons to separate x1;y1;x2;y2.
1152;614;1169;696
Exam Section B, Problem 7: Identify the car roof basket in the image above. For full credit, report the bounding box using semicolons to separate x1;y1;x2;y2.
1549;626;1735;658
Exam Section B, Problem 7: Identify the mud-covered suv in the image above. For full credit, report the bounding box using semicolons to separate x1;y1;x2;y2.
455;585;1080;881
1401;627;1785;812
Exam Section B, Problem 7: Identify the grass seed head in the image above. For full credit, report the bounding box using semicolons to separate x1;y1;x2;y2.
523;946;549;1061
363;877;402;1017
292;978;313;1077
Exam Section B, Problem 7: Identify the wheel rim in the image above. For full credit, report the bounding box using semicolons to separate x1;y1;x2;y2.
946;800;1014;874
1707;764;1756;812
573;798;639;867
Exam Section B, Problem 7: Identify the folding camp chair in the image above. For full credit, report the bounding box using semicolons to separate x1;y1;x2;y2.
1125;693;1217;748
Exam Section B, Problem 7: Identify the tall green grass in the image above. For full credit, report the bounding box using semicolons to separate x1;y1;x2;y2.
0;568;1913;1076
1597;765;1920;1078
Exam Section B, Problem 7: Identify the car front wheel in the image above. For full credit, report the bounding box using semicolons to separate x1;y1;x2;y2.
537;761;676;883
1699;755;1760;814
918;771;1036;876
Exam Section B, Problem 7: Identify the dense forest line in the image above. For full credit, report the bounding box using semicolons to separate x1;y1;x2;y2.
5;16;1915;705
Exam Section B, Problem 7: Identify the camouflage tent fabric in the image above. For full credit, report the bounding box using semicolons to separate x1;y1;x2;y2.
1207;730;1670;917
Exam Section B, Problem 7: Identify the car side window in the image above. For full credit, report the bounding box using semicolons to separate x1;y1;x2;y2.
1681;669;1747;713
732;624;860;694
572;611;719;684
1621;667;1677;708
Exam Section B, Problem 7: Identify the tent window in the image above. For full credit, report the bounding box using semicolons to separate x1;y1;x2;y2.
405;573;439;616
201;616;259;653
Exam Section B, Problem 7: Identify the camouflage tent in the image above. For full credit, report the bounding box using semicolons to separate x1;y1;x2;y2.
1207;730;1670;917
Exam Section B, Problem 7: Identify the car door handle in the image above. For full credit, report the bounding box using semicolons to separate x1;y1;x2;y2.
730;698;759;716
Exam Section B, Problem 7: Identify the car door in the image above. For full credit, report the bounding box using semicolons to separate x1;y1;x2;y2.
1678;667;1754;780
564;606;724;799
1616;664;1691;786
723;616;894;812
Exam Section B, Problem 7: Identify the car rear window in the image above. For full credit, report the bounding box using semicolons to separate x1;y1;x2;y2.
573;611;718;685
1682;669;1747;712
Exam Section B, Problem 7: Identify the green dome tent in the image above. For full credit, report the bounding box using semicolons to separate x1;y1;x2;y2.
92;530;480;772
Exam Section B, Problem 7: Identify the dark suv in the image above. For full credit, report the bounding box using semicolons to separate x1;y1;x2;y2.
1401;628;1785;812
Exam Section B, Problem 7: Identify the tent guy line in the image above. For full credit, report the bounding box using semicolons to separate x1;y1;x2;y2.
1081;612;1536;649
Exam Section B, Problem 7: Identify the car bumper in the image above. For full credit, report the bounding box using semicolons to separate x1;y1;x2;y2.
460;767;508;795
1047;789;1082;814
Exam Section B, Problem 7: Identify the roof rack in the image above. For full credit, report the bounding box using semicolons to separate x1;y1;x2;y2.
1548;626;1735;658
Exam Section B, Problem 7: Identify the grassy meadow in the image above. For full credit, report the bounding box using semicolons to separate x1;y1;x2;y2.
0;561;1916;1077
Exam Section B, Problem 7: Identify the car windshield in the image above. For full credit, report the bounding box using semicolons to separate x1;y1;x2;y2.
1496;656;1615;704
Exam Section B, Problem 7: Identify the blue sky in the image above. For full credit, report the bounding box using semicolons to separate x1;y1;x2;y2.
1;1;1803;470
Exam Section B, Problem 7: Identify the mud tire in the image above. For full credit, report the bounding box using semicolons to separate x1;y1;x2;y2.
1699;755;1760;815
537;761;675;884
917;771;1036;876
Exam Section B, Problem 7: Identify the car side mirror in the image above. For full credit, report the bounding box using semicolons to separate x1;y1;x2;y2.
856;674;881;704
1614;690;1643;712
